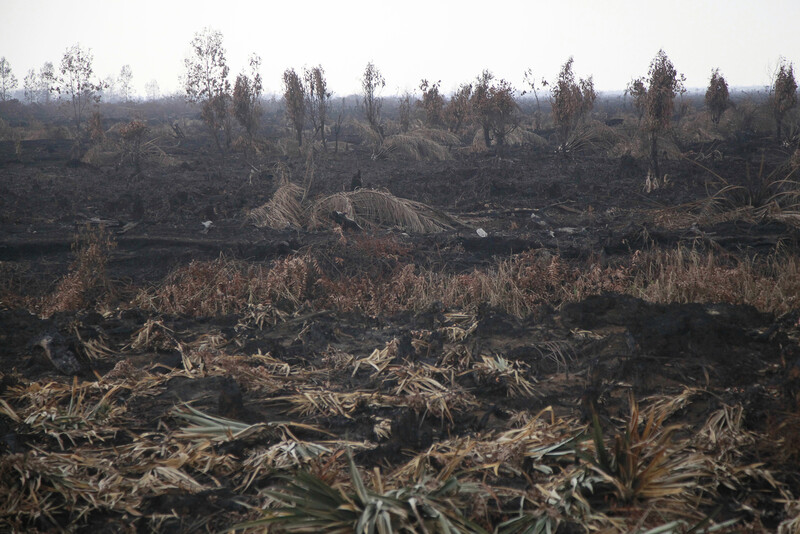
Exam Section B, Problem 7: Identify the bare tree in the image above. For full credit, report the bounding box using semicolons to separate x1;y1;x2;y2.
551;57;596;146
626;78;647;122
445;83;472;135
361;61;385;139
304;65;331;147
102;75;117;102
332;97;346;154
0;57;18;101
233;53;263;151
770;58;797;141
283;68;305;146
38;62;54;103
705;68;730;127
471;70;495;148
184;28;231;156
629;49;685;179
23;69;37;104
489;79;519;152
145;79;159;101
53;44;106;139
118;64;133;102
471;71;519;152
522;68;546;130
398;91;412;133
119;120;148;172
418;79;445;127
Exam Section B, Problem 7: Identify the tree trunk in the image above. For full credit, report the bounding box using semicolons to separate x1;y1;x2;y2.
206;123;224;159
649;131;660;179
495;130;505;157
482;124;491;148
296;127;303;147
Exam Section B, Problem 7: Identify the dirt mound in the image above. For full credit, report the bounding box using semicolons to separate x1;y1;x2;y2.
561;294;783;387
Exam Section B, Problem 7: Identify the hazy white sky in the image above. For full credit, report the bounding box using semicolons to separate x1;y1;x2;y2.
2;0;798;98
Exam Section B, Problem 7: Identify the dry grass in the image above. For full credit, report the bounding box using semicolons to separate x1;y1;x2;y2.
307;189;458;233
374;128;460;161
697;157;800;228
135;254;320;319
247;179;304;229
2;268;794;532
674;111;725;144
555;120;621;155
134;244;800;324
0;364;777;533
348;118;383;147
36;224;117;318
579;395;708;506
632;247;800;314
504;127;549;148
608;120;682;161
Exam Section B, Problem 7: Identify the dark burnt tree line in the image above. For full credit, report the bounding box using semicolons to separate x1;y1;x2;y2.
2;31;798;172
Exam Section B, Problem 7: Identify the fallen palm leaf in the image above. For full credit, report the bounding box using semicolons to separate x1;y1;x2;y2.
171;404;333;443
379;131;456;161
471;355;538;398
247;179;304;229
353;339;398;377
250;183;461;233
230;449;488;534
308;189;459;233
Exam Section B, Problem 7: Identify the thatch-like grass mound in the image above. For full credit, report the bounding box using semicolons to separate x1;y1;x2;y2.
307;189;458;232
247;180;304;229
249;185;461;233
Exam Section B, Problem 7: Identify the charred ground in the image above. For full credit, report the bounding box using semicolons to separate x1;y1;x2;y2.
1;103;800;532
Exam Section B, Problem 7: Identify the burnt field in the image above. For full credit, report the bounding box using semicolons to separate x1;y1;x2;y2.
2;102;800;533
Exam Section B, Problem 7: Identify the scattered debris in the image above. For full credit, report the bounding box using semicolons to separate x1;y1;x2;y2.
33;332;82;375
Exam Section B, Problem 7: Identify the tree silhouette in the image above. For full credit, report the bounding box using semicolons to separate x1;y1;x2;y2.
0;57;18;101
183;28;232;156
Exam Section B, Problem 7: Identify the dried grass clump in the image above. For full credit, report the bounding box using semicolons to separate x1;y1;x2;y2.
553;120;621;155
378;131;454;161
318;250;628;317
0;448;139;529
428;247;800;316
415;127;461;146
234;450;484;534
435;251;630;317
504;127;549;148
698;158;800;227
308;190;457;233
608;128;681;161
631;247;800;314
38;224;116;317
675;112;725;144
136;254;321;318
579;395;708;507
318;264;430;316
250;184;459;234
247;180;304;229
348;118;383;146
444;253;574;316
136;241;800;322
